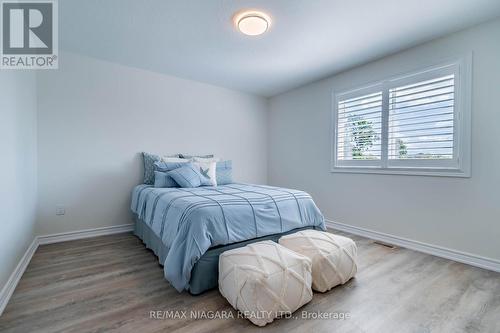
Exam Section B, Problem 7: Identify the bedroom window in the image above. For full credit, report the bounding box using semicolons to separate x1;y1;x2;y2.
332;56;471;177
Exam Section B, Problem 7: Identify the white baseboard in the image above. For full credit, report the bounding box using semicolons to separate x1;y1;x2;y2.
0;238;38;316
0;223;134;316
37;224;134;245
326;219;500;273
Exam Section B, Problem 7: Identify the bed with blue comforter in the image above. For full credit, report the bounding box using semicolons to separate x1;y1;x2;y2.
131;183;325;293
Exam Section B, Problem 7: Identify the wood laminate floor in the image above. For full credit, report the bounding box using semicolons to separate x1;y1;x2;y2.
0;230;499;333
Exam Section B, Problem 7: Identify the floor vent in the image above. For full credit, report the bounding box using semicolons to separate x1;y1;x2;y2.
373;241;397;249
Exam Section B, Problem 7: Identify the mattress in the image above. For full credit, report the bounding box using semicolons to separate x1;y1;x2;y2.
131;183;325;292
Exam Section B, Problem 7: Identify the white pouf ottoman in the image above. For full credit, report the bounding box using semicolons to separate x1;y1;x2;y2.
218;240;313;326
279;230;357;292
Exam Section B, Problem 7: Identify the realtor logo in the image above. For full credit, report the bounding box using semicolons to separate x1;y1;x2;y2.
1;0;58;69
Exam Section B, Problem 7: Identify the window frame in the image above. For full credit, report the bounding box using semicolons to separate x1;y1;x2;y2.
331;55;472;177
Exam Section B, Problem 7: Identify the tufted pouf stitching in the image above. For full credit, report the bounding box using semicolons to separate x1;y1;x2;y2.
279;230;357;292
219;241;313;326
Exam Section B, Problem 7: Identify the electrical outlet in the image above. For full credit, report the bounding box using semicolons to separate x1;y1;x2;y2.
56;205;66;216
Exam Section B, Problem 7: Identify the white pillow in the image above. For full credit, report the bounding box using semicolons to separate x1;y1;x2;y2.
161;156;188;163
192;157;219;186
192;156;220;163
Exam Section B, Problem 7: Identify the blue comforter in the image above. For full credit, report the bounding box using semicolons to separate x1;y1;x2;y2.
131;183;325;291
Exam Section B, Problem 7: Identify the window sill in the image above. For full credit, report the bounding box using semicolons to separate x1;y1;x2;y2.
330;166;470;178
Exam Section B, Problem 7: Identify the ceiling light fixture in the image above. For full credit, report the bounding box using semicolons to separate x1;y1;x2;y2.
234;10;271;36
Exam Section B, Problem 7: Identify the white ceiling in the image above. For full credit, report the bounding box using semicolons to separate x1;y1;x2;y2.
60;0;500;97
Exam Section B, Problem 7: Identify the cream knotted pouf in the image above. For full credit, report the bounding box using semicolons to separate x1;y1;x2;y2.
279;230;357;292
218;240;313;326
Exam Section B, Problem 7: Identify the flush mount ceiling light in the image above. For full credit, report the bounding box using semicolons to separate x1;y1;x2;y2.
234;10;271;36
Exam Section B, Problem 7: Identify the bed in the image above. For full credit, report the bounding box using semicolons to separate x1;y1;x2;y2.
131;183;325;294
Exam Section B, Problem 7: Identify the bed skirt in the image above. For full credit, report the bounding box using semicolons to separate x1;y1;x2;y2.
133;214;319;295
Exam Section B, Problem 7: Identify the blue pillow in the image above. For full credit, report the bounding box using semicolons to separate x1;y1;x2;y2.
153;161;190;188
154;161;188;173
142;152;162;185
167;163;208;188
154;171;178;188
216;160;233;185
142;152;180;185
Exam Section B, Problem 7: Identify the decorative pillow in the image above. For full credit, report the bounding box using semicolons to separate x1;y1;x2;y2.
154;160;189;173
192;157;218;186
166;163;207;188
142;152;180;185
179;153;214;159
193;156;220;162
142;152;162;185
161;156;188;163
216;160;233;185
153;160;190;188
154;171;178;188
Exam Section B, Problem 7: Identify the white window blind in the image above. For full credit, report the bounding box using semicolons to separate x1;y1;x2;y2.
332;57;471;177
388;75;455;160
337;92;382;161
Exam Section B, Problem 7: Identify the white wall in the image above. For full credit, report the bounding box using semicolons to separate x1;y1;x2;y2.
268;19;500;261
36;52;268;235
0;72;38;291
